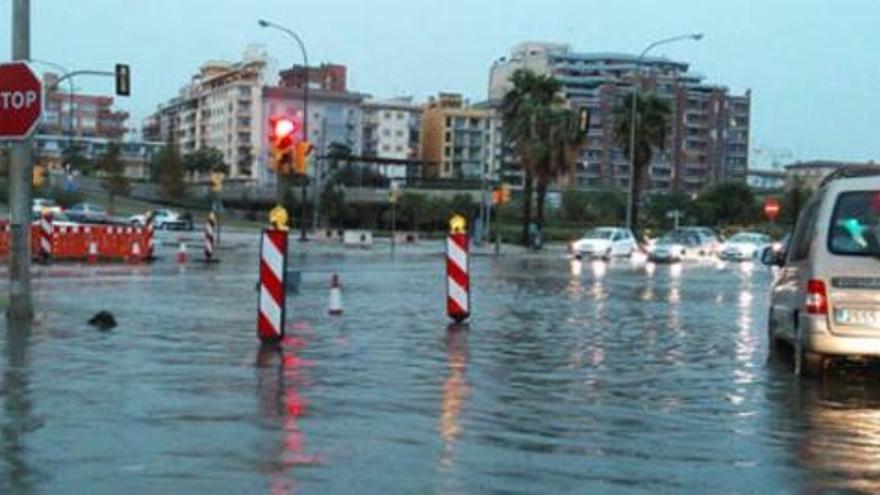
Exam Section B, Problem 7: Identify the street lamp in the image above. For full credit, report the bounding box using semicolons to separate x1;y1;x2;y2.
625;33;703;231
259;18;310;241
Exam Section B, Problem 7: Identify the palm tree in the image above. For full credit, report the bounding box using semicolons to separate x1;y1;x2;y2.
532;107;586;233
613;92;671;231
500;69;562;245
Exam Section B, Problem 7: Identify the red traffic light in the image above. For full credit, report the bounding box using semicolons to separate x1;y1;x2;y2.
269;115;300;151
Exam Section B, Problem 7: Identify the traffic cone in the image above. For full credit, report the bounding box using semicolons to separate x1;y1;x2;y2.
177;242;189;264
87;240;98;264
130;243;142;264
328;273;343;316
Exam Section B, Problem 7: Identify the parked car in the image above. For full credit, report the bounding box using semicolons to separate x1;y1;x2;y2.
648;230;703;263
763;167;880;375
66;203;108;224
571;227;638;260
129;209;189;230
32;198;63;216
718;232;771;261
678;226;722;255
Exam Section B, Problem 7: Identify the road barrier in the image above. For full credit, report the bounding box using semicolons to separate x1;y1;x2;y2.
0;220;153;263
258;229;288;342
145;211;156;260
446;215;470;323
343;230;373;248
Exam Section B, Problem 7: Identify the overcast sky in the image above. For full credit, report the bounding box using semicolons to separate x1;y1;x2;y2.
1;0;877;167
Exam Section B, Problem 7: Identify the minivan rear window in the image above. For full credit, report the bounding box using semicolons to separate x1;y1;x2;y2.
828;191;880;256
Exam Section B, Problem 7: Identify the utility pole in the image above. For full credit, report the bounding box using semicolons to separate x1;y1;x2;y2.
8;0;33;322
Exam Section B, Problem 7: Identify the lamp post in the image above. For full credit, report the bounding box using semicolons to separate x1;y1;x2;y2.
259;19;310;241
625;33;703;231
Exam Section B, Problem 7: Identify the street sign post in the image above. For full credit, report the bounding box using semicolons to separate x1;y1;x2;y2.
0;62;42;140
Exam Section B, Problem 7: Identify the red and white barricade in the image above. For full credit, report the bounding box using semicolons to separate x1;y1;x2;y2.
145;211;156;260
446;217;470;323
258;229;288;342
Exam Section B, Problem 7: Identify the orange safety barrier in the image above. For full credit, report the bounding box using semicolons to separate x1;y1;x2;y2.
0;220;153;262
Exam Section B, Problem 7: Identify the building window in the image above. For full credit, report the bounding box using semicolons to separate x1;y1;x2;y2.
445;117;452;127
384;112;392;119
396;112;404;120
444;131;451;143
444;147;450;157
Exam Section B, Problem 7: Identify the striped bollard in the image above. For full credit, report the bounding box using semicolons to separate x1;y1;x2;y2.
145;211;156;260
38;211;53;263
258;228;289;343
204;212;217;262
446;214;470;323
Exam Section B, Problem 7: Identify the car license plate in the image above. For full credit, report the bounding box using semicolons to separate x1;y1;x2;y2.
834;307;880;327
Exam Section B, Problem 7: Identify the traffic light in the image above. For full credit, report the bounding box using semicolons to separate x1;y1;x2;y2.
115;64;130;97
492;183;511;205
268;115;298;175
294;140;313;176
32;164;46;187
210;171;225;193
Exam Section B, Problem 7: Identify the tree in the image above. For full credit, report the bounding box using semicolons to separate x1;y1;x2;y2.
533;107;586;233
782;176;812;226
613;92;672;231
62;143;95;176
183;147;226;178
156;144;186;201
398;191;429;231
98;142;130;214
691;181;759;226
0;145;8;177
500;69;563;245
319;183;346;227
643;191;692;229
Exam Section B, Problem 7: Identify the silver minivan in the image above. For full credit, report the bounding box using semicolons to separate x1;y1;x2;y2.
763;168;880;375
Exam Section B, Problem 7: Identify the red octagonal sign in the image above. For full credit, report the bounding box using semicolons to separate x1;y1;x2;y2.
0;62;42;140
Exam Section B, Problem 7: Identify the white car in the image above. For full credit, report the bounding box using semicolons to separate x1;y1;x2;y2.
648;230;703;263
32;198;62;216
572;227;637;259
718;232;771;262
129;209;188;230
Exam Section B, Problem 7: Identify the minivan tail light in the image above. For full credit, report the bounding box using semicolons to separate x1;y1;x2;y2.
806;279;828;315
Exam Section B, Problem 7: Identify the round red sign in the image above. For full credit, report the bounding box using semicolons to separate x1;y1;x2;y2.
0;62;42;139
764;197;781;221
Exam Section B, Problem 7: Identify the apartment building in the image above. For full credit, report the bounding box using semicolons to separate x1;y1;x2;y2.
420;93;503;180
489;42;751;193
142;47;267;181
361;97;422;178
41;73;129;140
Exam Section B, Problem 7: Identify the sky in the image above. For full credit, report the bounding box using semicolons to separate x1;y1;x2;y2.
1;0;878;168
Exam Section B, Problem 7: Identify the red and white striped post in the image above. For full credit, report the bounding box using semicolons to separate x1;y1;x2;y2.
145;210;156;260
204;212;217;262
446;214;470;323
258;228;289;343
38;211;53;263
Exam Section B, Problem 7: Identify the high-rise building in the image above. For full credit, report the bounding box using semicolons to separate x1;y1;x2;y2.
489;42;751;193
143;47;267;181
420;93;503;180
262;63;366;187
361;97;422;178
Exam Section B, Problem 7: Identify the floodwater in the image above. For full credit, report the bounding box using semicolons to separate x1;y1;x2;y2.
2;234;880;493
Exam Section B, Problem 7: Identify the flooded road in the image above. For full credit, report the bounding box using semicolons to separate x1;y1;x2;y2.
2;237;880;493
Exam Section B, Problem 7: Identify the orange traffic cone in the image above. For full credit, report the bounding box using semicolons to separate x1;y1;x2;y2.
130;243;142;264
177;242;189;264
87;240;98;264
328;273;343;316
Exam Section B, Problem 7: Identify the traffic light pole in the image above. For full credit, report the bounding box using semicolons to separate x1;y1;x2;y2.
8;0;33;323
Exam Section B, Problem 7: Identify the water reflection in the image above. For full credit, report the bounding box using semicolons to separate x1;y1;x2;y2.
569;259;582;277
256;339;319;495
782;373;880;493
1;319;34;494
440;325;470;470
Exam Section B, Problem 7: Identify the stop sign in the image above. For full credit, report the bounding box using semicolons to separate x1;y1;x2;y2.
0;62;42;140
764;197;781;221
